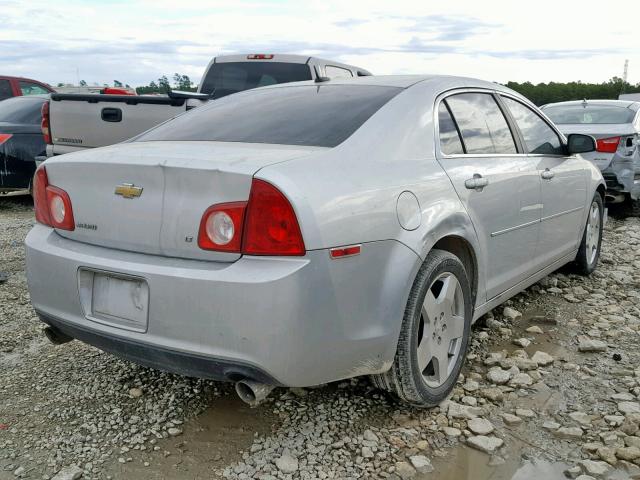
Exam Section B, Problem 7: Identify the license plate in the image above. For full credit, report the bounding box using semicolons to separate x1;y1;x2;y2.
78;270;149;332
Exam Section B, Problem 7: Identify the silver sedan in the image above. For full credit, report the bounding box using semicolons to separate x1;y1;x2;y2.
26;75;605;407
542;99;640;215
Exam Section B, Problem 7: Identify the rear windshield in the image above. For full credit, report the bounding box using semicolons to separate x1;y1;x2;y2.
200;62;312;99
543;104;636;124
0;96;46;124
136;85;402;148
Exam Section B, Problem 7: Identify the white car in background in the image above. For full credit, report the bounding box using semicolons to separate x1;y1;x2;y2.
542;99;640;215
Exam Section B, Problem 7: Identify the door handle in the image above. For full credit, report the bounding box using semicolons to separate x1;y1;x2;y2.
541;169;554;180
464;174;489;191
101;107;122;123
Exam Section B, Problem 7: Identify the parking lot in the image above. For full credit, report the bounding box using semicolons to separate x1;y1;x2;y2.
0;194;638;479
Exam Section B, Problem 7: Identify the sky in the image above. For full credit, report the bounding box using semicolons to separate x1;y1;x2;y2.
1;0;638;88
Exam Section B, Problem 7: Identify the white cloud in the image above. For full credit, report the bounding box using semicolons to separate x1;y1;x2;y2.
1;0;637;87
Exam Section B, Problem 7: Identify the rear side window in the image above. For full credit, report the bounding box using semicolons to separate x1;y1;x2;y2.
543;104;636;124
445;93;517;154
325;66;353;78
438;102;464;155
0;79;12;100
137;85;402;148
0;97;46;124
200;62;312;98
503;97;563;155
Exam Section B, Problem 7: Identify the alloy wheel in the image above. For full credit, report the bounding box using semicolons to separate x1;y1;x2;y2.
416;272;465;388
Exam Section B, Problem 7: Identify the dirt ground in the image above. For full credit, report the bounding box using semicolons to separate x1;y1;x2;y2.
1;193;640;480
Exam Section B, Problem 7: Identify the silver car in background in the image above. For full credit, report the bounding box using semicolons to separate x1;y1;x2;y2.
25;76;604;407
542;99;640;214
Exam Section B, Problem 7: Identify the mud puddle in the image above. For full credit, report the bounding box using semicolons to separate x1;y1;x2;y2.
103;393;277;479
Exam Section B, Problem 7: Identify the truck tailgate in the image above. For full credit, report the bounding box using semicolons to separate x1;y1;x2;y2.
49;94;193;150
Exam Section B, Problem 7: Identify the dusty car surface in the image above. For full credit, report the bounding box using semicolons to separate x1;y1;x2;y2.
25;75;605;407
542;99;640;215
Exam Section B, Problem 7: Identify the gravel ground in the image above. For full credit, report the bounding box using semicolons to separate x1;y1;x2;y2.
1;195;640;480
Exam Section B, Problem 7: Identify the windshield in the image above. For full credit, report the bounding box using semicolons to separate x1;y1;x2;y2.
543;104;636;124
0;96;46;124
200;62;312;99
136;85;402;148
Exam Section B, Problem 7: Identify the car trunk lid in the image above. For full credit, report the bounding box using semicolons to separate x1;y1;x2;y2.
556;123;637;170
44;141;324;261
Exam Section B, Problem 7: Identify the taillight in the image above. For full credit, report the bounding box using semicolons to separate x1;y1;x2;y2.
33;167;51;225
0;133;12;145
197;179;305;256
41;101;52;144
33;166;74;230
242;179;305;256
596;136;620;153
198;202;246;252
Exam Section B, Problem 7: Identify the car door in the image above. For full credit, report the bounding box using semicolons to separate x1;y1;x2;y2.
435;91;542;301
500;96;587;267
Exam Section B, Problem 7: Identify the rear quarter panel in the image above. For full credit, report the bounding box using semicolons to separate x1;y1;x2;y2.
258;80;486;306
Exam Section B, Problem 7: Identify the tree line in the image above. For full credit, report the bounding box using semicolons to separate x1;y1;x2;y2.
57;74;640;104
505;77;640;106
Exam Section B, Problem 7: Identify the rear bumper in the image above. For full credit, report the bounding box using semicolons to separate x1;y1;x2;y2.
25;225;418;386
39;313;280;384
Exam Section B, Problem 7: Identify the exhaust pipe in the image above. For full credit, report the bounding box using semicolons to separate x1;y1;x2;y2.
605;193;625;204
235;380;275;407
43;326;73;345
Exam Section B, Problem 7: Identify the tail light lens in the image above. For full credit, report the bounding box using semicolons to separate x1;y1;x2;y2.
242;179;305;256
0;133;12;145
198;202;246;252
33;166;75;230
596;136;620;153
41;101;52;144
198;179;305;256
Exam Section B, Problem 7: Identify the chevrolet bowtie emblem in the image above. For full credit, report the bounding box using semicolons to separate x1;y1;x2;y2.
114;183;143;199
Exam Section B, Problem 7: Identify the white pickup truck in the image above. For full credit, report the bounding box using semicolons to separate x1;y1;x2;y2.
44;54;371;158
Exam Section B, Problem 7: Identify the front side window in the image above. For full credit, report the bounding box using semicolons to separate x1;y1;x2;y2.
19;81;50;96
137;85;402;148
0;79;12;100
438;102;464;155
503;97;563;155
445;93;517;154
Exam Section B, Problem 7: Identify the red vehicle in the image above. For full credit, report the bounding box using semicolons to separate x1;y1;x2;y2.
0;76;54;101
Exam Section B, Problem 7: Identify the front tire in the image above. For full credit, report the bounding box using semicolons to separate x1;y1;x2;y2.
371;249;472;407
573;193;603;276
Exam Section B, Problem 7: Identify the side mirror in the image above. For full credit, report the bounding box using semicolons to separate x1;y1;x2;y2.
567;133;596;154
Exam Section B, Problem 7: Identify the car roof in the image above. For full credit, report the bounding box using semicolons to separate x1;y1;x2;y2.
543;99;640;111
256;74;506;91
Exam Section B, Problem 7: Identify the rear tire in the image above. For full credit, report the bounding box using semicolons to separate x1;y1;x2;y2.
572;193;603;276
371;249;472;407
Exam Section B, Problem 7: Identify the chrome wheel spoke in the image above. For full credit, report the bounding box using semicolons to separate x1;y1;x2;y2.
439;275;459;308
422;291;439;324
447;314;465;340
432;342;451;385
416;335;434;374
